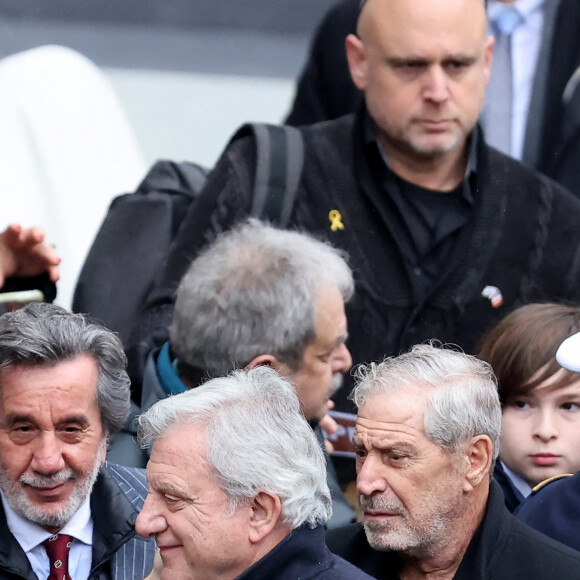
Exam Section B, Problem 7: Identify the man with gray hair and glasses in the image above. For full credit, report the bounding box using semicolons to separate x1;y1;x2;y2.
326;344;580;579
117;219;355;526
136;366;373;580
0;303;155;580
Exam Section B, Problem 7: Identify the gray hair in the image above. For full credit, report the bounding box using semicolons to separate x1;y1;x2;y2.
351;344;502;462
138;366;332;528
170;219;354;377
0;303;130;433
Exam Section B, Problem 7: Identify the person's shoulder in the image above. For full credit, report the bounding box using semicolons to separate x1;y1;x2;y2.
475;483;580;577
325;552;377;579
103;462;148;497
301;114;357;164
516;472;580;542
306;114;355;135
483;145;556;188
530;473;574;496
484;144;580;213
516;473;576;522
507;507;580;573
219;121;313;172
219;117;355;168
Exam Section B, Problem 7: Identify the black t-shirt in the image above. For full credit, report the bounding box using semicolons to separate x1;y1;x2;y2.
364;115;478;301
393;174;471;298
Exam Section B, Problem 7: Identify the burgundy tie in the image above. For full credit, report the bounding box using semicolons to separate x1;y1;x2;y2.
43;534;73;580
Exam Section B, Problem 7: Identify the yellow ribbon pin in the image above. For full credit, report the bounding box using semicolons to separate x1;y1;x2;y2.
329;209;345;232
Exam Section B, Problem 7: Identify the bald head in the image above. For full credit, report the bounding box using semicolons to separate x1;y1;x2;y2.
359;0;487;13
357;0;488;46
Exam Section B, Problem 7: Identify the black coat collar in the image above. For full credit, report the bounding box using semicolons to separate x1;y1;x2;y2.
236;525;332;580
326;482;512;580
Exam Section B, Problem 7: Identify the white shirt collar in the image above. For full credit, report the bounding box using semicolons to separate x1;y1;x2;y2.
1;489;93;552
501;461;533;498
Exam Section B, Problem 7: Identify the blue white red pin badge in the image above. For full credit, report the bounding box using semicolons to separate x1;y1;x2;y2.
329;209;345;231
481;285;503;308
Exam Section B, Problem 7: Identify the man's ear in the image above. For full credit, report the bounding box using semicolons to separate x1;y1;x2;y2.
483;35;494;87
248;492;283;544
463;435;493;492
246;355;288;375
245;354;276;370
345;34;368;91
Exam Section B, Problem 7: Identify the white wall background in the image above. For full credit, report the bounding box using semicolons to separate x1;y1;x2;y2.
0;19;307;309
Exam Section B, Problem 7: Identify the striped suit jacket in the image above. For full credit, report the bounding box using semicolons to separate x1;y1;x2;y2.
100;463;156;580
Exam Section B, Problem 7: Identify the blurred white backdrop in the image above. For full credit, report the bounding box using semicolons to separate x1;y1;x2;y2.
0;12;313;308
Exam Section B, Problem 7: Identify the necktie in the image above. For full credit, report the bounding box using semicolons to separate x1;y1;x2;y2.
43;534;73;580
483;6;523;156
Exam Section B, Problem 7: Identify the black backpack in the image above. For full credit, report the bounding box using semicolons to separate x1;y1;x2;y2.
73;123;304;345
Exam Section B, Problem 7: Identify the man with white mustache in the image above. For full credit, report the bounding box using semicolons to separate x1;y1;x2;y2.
0;303;156;580
327;344;580;579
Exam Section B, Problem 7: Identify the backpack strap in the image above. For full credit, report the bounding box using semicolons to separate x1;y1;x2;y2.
230;123;304;227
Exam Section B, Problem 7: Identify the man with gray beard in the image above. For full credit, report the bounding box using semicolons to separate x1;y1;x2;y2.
112;220;356;527
0;303;156;580
326;344;580;580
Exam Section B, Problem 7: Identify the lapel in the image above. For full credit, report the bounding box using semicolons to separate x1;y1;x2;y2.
90;467;139;578
454;482;514;580
0;501;45;580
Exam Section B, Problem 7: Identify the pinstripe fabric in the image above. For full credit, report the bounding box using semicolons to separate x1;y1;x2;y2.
105;463;156;580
